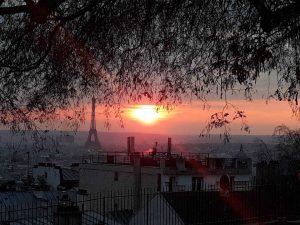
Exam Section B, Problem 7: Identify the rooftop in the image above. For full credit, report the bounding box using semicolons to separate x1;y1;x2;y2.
81;150;252;176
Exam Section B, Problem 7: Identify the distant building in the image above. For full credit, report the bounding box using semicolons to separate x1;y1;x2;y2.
32;163;79;190
56;134;75;145
79;138;253;194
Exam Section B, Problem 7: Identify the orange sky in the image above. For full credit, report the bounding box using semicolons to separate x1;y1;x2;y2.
30;24;298;136
80;99;300;135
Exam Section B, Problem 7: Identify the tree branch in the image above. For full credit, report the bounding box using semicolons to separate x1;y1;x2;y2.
0;5;28;15
0;0;67;22
248;0;300;32
272;2;300;28
248;0;269;16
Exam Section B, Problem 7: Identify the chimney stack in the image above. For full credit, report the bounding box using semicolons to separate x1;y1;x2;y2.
127;137;131;155
127;136;135;155
130;136;135;153
167;137;172;156
152;142;158;156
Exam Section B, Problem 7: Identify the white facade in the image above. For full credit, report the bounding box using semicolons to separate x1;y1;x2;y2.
80;151;253;193
32;165;60;190
79;163;161;192
160;173;253;191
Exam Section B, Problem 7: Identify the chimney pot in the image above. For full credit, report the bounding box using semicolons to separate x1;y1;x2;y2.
167;138;172;156
130;136;135;153
127;137;131;155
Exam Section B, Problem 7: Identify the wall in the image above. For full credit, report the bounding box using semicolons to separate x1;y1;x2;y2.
80;164;133;192
32;166;61;190
79;162;253;193
162;175;194;191
79;163;162;212
80;163;162;192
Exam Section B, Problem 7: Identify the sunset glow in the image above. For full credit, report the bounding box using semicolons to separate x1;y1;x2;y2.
128;105;167;125
88;99;299;135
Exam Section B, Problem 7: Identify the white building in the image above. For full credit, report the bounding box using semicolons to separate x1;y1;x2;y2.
79;138;253;194
32;163;79;190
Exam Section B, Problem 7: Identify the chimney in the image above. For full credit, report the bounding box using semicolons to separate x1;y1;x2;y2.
127;137;131;155
167;137;172;156
152;142;158;156
130;136;135;153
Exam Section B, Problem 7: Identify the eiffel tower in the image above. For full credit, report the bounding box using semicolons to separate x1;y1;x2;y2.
85;97;101;149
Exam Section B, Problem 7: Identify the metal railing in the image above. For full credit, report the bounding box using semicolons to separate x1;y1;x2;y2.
1;182;300;225
81;152;210;166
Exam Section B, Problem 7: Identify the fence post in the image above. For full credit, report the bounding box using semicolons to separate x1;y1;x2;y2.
102;195;105;224
146;191;149;225
8;205;10;223
134;155;141;211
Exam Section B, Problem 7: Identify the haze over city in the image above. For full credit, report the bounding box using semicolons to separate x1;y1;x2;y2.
0;0;300;225
79;99;298;135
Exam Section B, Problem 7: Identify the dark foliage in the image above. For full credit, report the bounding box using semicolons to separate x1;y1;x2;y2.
0;0;299;131
274;125;300;159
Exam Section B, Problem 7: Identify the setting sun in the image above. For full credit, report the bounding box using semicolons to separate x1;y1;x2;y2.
128;105;167;125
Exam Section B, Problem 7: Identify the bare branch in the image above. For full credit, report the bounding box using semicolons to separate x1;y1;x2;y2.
0;0;299;133
248;0;300;32
0;5;27;15
0;0;67;22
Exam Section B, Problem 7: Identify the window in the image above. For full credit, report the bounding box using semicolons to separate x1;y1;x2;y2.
114;172;119;181
169;177;175;192
215;159;223;169
44;172;47;179
237;160;248;169
192;177;203;191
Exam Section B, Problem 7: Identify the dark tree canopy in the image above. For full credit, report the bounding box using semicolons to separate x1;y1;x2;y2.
274;125;300;160
0;0;300;130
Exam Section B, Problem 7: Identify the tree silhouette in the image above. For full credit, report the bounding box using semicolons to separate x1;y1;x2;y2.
0;0;299;130
273;125;300;160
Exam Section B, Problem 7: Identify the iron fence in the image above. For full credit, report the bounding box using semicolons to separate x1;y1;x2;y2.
0;182;300;225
